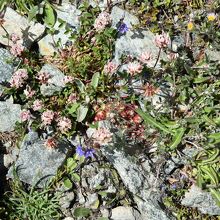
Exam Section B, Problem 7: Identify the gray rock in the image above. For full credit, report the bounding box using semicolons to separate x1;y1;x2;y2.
0;48;16;93
88;168;106;188
3;154;14;168
0;7;45;48
40;64;66;96
205;48;220;63
78;189;86;204
181;185;220;216
111;6;139;28
89;0;121;9
111;206;142;220
0;96;21;132
60;192;75;209
84;193;99;209
170;35;185;52
7;132;72;187
111;7;166;67
63;217;74;220
101;146;171;220
38;3;81;56
100;208;109;218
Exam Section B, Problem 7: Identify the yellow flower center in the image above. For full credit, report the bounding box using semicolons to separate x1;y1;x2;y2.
187;22;194;31
207;14;216;21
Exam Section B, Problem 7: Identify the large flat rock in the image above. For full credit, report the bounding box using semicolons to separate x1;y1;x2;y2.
38;3;81;56
0;7;45;47
40;64;66;96
111;6;166;67
0;48;16;93
181;185;220;216
7;132;72;186
0;97;21;132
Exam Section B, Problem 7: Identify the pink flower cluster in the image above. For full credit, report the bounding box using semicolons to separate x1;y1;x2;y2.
67;93;77;104
94;12;111;31
57;116;72;133
92;127;113;145
9;69;28;88
63;76;74;84
167;52;179;61
20;109;31;122
32;99;43;111
41;110;54;126
24;85;35;98
127;62;143;76
41;110;72;133
10;33;24;57
139;51;151;64
103;61;118;75
155;32;170;48
36;71;50;84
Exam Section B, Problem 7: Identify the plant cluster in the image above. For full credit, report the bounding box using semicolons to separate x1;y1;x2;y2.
1;0;220;219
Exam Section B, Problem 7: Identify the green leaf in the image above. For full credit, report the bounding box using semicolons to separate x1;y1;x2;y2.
193;76;210;83
68;103;80;114
184;64;196;75
200;165;219;185
63;178;72;189
73;207;91;218
77;105;88;122
75;79;85;93
91;72;100;89
71;173;81;182
169;128;185;150
210;189;220;206
44;3;56;27
97;218;109;220
28;6;39;22
67;158;77;171
136;109;174;135
196;170;204;188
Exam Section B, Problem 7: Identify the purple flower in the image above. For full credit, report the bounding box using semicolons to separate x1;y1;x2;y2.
85;148;95;158
75;146;95;158
76;145;84;157
118;23;129;34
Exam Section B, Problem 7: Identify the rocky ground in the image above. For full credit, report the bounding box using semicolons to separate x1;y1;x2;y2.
0;0;220;219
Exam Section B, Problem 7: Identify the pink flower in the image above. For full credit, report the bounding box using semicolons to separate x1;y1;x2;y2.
139;51;151;64
63;76;74;84
67;93;77;104
24;85;35;98
32;99;43;111
103;61;118;75
57;116;72;133
94;12;111;31
9;69;28;88
10;33;20;42
41;110;54;126
44;137;57;148
155;32;170;48
167;52;179;61
10;42;24;57
20;110;31;122
36;71;50;84
127;62;143;75
16;69;28;80
92;127;113;145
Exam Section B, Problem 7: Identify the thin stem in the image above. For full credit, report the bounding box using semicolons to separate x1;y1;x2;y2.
154;48;161;68
0;24;10;46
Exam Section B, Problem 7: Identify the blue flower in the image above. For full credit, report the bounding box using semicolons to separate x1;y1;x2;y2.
75;146;95;158
76;145;84;157
118;23;129;34
85;148;95;158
